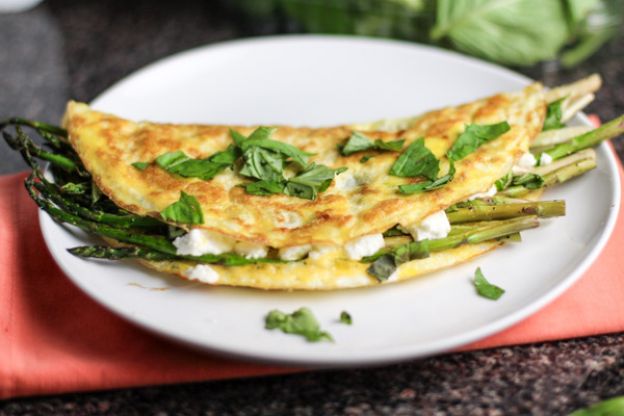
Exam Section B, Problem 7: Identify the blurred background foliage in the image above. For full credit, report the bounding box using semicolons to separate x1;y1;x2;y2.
230;0;623;67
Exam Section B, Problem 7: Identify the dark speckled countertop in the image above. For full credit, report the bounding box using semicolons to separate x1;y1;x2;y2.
1;1;623;414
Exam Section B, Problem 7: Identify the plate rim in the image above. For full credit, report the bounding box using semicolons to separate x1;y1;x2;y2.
40;35;621;366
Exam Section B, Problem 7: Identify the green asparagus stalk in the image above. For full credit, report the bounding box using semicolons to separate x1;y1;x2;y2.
501;156;597;198
0;117;68;137
3;128;83;174
545;114;624;160
365;216;539;281
446;200;565;223
33;175;163;229
68;245;178;261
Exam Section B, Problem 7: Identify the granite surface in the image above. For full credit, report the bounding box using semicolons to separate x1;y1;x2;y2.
0;1;623;414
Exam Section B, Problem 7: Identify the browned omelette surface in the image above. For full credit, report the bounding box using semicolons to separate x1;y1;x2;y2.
63;83;545;250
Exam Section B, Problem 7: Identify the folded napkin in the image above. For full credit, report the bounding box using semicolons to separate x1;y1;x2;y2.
1;152;623;399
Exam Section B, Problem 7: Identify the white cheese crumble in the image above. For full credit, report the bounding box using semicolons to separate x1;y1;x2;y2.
274;210;303;229
405;210;451;241
511;152;537;174
173;229;235;256
539;152;553;166
467;185;497;201
234;241;268;259
334;171;359;191
344;234;385;261
184;264;219;284
278;244;312;261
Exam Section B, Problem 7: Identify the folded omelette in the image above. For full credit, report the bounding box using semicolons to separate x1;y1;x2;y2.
58;82;547;289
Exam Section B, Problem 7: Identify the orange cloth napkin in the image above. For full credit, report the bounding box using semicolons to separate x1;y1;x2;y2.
1;156;622;399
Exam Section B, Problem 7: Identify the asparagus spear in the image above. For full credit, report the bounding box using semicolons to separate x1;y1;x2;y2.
3;128;84;174
545;114;624;160
446;201;565;223
0;117;68;137
69;245;178;261
33;174;163;229
501;156;597;198
366;216;539;280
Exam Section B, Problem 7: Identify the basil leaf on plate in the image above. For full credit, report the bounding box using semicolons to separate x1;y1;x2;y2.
339;311;352;325
160;191;204;225
155;146;238;180
244;180;285;196
265;307;333;342
495;172;513;191
473;267;505;300
447;121;511;162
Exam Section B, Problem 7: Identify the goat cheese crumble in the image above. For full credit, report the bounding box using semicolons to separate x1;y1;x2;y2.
344;234;385;260
184;264;219;284
404;210;451;241
173;229;234;256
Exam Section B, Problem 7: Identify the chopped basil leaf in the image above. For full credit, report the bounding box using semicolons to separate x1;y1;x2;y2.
229;128;248;146
155;147;238;180
241;131;312;167
376;139;405;152
390;137;439;180
160;191;204;225
341;132;374;155
131;161;150;171
473;267;505;300
365;239;431;281
398;160;456;195
360;155;373;163
511;172;544;189
447;122;511;162
265;307;333;342
339;311;352;325
239;146;285;182
285;165;347;200
543;97;566;131
495;172;513;191
340;132;404;156
367;254;397;281
244;180;285;196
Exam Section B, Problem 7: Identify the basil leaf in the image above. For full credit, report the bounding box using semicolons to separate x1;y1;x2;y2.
375;138;405;152
132;161;150;171
241;129;312;167
244;180;285;196
229;128;248;146
265;307;333;342
390;138;439;180
447;122;511;162
155;147;238;180
398;160;456;195
339;311;352;325
495;172;513;191
341;132;375;155
473;267;505;300
285;164;347;200
382;225;408;237
543;97;566;131
511;173;544;189
160;191;204;225
239;147;285;182
340;132;404;156
360;155;373;163
366;254;397;281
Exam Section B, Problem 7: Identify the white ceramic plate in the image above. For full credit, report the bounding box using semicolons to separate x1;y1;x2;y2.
40;36;620;366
